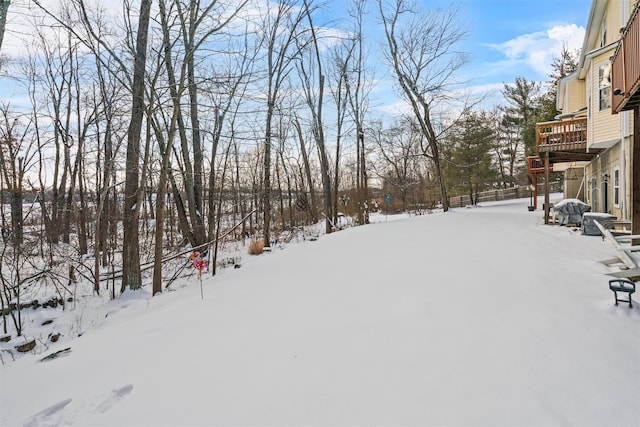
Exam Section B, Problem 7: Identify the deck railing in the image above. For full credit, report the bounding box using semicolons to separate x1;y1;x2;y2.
611;1;640;113
526;156;553;174
535;117;587;153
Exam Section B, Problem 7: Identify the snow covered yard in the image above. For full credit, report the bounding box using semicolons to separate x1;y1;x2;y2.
1;198;639;426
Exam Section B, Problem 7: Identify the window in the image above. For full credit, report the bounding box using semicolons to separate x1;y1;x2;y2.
599;63;611;110
613;168;620;207
600;11;607;47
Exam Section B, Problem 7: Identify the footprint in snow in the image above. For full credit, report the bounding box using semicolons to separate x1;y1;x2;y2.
21;385;133;426
22;398;72;427
95;384;134;413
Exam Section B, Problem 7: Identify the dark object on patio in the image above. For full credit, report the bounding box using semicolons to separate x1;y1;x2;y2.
582;212;616;235
609;279;635;308
552;199;591;226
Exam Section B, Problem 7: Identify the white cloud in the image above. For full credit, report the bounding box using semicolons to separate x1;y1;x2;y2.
547;23;585;51
372;97;412;117
487;23;585;77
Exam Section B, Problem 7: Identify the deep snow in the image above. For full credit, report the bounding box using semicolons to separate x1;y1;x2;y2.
1;197;639;426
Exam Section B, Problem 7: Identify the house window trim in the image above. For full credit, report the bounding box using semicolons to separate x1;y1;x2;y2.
601;173;609;213
598;62;611;111
613;167;620;208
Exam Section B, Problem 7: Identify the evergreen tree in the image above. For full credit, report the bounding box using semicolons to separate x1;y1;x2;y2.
502;77;539;157
443;111;498;204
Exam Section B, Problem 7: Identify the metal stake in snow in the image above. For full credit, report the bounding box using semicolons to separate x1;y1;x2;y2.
190;251;208;299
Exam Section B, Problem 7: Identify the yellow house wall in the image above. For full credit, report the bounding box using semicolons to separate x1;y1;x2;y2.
585;134;632;219
566;78;586;112
588;52;619;147
604;0;622;45
564;0;636;218
564;167;585;200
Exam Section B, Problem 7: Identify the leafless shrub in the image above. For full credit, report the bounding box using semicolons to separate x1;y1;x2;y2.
247;240;264;255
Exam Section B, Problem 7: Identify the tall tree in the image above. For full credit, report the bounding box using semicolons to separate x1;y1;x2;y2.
345;0;371;225
502;77;539;157
293;115;318;223
121;0;152;292
443;111;497;204
171;0;248;248
328;39;351;227
0;106;35;249
299;0;332;233
201;13;255;243
379;0;469;212
493;108;520;187
260;0;306;247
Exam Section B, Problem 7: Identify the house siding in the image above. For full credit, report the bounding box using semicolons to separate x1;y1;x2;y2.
539;0;636;219
604;1;622;44
584;135;632;218
567;78;586;112
567;0;634;219
588;54;620;147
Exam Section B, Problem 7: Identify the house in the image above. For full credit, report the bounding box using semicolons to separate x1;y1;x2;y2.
611;0;640;237
532;0;639;235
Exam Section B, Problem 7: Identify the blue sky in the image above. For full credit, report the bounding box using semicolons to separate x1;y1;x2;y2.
348;0;592;116
442;0;591;104
0;0;592;114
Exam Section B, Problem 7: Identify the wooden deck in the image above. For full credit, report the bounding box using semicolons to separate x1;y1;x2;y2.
611;1;640;113
536;118;587;152
526;156;552;174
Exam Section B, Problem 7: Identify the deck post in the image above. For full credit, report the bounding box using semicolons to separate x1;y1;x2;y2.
544;152;550;224
533;173;538;210
633;107;640;245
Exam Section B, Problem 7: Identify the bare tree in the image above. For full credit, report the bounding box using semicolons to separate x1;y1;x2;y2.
201;24;257;243
328;40;350;227
0;105;36;249
379;0;469;212
298;0;332;233
171;0;248;248
260;0;307;247
293;115;318;223
344;0;371;225
370;117;421;212
120;0;152;292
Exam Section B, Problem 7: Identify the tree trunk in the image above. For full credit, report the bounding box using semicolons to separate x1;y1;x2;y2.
294;117;318;223
263;105;273;247
0;0;10;56
188;58;205;245
10;189;22;249
152;141;172;296
358;129;370;223
76;154;88;255
121;0;152;293
313;81;333;233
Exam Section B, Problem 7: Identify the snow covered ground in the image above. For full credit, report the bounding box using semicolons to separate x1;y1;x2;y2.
1;197;639;426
